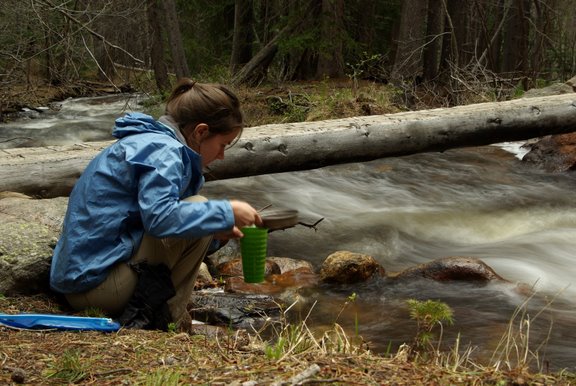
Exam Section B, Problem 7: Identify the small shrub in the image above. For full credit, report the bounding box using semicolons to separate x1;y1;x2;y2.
45;349;88;383
80;307;106;318
407;299;454;358
143;369;182;386
167;322;177;333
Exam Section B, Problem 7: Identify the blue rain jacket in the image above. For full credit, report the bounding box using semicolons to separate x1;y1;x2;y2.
50;113;234;294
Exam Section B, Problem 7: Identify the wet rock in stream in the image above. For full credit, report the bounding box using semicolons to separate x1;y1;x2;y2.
389;256;507;283
522;132;576;172
319;251;386;284
187;291;281;330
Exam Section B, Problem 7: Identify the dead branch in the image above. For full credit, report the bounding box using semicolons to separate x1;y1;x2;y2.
35;0;144;65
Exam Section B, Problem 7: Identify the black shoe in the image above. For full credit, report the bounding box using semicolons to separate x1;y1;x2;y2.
116;262;175;331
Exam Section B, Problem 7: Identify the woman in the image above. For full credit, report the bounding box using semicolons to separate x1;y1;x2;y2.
50;79;262;330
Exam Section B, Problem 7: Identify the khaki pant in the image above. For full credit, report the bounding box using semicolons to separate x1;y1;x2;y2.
65;196;213;325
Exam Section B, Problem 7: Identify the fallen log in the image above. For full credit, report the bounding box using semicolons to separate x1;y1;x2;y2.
1;93;575;198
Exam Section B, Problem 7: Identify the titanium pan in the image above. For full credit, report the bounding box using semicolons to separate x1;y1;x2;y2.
260;208;299;231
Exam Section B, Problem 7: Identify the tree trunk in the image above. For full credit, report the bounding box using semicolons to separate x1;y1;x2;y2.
439;0;471;75
282;0;319;81
231;22;293;86
232;1;315;85
354;0;376;50
502;0;531;83
230;39;279;87
162;0;190;79
474;0;507;72
230;0;254;75
530;0;548;78
2;93;576;198
89;0;116;83
316;0;345;79
422;0;444;81
147;0;170;93
390;0;428;82
454;0;472;66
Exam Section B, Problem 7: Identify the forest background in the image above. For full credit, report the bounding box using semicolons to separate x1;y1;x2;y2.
1;0;576;119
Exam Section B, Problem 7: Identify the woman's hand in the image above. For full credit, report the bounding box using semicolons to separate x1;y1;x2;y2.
229;200;263;229
215;200;262;240
214;227;243;240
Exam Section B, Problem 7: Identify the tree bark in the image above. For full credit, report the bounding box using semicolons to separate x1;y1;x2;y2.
147;0;170;93
422;0;444;81
354;0;376;50
316;0;345;79
230;0;254;75
390;0;428;82
1;93;576;197
162;0;190;79
502;0;531;81
439;0;471;75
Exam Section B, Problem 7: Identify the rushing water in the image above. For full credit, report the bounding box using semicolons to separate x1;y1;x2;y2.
2;95;576;371
0;94;145;148
205;147;576;371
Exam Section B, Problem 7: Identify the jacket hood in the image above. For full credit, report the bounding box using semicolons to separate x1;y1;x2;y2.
113;112;180;141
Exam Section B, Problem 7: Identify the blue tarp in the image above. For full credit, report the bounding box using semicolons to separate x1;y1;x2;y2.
0;313;120;332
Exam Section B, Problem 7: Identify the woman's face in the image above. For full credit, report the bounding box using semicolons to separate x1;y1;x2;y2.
194;126;241;167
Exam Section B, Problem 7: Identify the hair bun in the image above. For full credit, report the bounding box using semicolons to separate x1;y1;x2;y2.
174;79;196;95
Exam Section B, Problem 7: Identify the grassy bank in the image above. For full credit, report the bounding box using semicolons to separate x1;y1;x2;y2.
1;294;574;385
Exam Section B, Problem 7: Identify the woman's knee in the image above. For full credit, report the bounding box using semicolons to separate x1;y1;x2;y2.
65;263;138;316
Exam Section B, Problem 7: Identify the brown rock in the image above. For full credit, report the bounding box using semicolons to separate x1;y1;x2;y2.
187;291;281;328
521;77;576;172
10;367;26;384
225;276;285;295
319;251;385;284
267;266;318;289
194;262;215;289
267;256;315;273
224;267;318;295
566;75;576;91
215;258;280;278
391;256;507;283
522;132;576;172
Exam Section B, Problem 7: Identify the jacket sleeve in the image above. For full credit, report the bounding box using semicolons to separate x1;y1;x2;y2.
130;140;235;238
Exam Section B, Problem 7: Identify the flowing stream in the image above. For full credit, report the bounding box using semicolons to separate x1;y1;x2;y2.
2;95;576;371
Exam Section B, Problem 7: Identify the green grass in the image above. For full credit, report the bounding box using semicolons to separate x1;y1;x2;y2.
45;349;89;383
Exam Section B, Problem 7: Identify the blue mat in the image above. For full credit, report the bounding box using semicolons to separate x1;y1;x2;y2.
0;313;120;332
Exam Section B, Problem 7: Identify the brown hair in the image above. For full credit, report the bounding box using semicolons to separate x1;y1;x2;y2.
165;78;244;141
